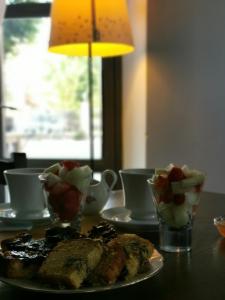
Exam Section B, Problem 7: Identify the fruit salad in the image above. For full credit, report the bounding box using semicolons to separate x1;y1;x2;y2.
40;161;92;222
149;164;205;228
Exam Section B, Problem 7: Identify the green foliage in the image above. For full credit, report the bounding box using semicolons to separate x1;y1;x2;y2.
4;0;40;54
4;19;39;54
7;0;35;4
3;0;102;115
44;56;101;111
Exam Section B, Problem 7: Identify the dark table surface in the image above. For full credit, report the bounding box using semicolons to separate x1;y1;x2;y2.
0;191;225;300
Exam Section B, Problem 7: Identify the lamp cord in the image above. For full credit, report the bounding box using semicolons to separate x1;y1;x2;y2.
88;0;97;174
88;45;94;173
91;0;99;41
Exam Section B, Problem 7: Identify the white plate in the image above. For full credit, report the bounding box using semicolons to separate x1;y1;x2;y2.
101;207;159;232
0;250;163;293
0;203;51;225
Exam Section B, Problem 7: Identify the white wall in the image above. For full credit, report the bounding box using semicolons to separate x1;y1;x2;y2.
122;0;147;168
147;0;225;193
0;0;6;25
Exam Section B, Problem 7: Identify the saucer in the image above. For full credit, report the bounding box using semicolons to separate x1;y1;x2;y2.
0;203;51;226
101;207;159;233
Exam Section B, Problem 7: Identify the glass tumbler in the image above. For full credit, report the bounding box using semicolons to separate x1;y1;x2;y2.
148;178;203;253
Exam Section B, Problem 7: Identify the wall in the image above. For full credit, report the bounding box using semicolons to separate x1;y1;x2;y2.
0;0;6;25
147;0;225;193
122;0;147;168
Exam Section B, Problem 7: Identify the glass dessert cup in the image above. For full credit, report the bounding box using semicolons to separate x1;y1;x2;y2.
148;180;203;253
39;174;86;231
214;216;225;238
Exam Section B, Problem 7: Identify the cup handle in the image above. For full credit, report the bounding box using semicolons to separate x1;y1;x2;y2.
101;169;118;191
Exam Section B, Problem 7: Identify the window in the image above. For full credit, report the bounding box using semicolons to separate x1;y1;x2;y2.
0;1;122;173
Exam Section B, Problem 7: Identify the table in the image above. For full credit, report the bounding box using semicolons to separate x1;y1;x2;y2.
0;191;225;300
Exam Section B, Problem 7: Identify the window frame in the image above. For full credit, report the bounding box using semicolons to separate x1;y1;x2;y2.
0;2;122;173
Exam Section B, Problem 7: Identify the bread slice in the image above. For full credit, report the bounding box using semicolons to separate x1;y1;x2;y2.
108;234;154;280
89;242;126;285
38;238;103;288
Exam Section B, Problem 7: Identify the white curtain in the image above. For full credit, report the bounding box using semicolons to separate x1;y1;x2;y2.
0;0;6;25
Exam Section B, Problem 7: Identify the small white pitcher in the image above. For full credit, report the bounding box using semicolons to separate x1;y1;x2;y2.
83;169;118;216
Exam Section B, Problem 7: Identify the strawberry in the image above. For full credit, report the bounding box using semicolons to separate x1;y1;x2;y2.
155;175;170;193
173;194;185;205
46;178;83;221
159;193;173;204
61;160;80;171
59;188;82;221
48;193;63;213
50;182;71;196
168;167;186;182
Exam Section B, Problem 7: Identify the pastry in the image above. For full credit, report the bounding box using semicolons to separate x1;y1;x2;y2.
108;234;154;280
38;238;103;288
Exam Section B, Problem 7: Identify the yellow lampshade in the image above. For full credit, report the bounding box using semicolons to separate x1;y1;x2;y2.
49;0;134;57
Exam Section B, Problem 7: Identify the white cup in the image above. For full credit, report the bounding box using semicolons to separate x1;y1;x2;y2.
4;168;46;218
119;168;157;221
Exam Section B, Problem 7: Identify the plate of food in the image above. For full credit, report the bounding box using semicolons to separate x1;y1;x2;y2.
0;222;163;293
